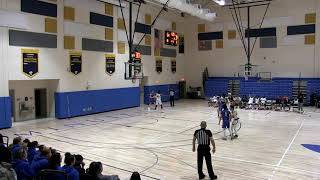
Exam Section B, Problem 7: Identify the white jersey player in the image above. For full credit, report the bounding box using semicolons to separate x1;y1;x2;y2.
154;90;163;111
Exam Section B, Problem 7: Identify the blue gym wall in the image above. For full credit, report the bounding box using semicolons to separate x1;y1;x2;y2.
55;87;140;119
144;84;179;104
0;97;12;129
205;77;320;102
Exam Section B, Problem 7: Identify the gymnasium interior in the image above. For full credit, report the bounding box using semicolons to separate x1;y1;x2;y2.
0;0;320;179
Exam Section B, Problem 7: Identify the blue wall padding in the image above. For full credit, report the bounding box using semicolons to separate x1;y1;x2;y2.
135;23;151;34
90;12;113;28
205;77;320;103
144;84;179;104
198;31;223;40
287;24;315;35
55;87;140;119
21;0;57;17
0;97;12;129
245;27;276;37
302;144;320;153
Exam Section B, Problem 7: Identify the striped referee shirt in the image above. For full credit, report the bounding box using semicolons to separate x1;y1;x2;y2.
194;128;213;146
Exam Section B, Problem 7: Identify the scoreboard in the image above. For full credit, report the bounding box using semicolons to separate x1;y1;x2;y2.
165;31;178;46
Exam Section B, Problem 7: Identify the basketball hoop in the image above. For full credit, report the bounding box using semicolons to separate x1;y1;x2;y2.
239;64;258;78
124;62;144;80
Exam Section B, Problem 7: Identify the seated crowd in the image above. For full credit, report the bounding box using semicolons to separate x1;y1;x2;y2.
0;135;142;180
209;93;304;113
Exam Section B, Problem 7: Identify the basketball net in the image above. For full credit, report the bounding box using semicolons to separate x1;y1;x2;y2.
131;70;139;83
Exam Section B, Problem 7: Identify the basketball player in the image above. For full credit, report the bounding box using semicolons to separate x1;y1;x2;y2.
154;90;163;112
298;92;304;113
219;104;232;140
148;91;156;111
217;97;224;118
230;105;239;139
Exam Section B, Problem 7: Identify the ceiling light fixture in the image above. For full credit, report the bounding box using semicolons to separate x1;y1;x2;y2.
152;0;217;21
212;0;225;6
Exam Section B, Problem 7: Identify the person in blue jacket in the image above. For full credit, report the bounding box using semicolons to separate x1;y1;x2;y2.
31;147;51;175
43;152;65;180
27;141;38;163
32;144;44;161
10;137;22;158
48;152;63;171
12;147;35;180
62;153;79;180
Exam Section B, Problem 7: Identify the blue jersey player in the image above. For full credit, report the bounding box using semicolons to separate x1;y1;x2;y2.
219;104;232;140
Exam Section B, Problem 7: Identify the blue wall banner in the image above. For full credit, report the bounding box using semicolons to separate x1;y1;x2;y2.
105;54;115;75
156;57;162;73
22;49;39;78
171;59;176;73
70;52;82;75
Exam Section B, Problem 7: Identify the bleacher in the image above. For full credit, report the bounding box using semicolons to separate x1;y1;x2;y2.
204;77;230;98
205;77;320;104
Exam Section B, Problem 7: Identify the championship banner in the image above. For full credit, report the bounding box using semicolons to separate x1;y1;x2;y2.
179;35;184;54
156;57;162;73
171;59;176;73
22;49;39;78
105;54;115;75
69;52;82;75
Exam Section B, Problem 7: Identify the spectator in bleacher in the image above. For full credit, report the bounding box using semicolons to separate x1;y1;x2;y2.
22;139;30;147
298;92;304;113
48;152;63;171
36;145;45;155
27;141;38;163
281;96;289;110
87;162;119;180
10;137;22;158
12;147;35;180
260;97;267;109
62;153;79;180
32;144;45;161
0;134;4;147
74;155;85;175
248;96;254;109
130;172;141;180
31;147;51;174
0;146;17;180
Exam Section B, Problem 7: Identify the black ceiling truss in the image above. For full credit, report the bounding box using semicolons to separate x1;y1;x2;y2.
118;0;170;58
118;0;170;78
227;0;272;67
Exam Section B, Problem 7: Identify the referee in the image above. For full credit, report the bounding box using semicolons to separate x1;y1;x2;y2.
192;121;217;180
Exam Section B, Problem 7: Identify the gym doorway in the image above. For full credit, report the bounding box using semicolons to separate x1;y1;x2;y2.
34;88;47;119
179;81;186;98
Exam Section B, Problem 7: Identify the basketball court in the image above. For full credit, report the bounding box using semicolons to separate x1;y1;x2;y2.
2;100;320;179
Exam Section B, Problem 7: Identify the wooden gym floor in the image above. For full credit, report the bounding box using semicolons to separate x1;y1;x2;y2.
1;99;320;180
